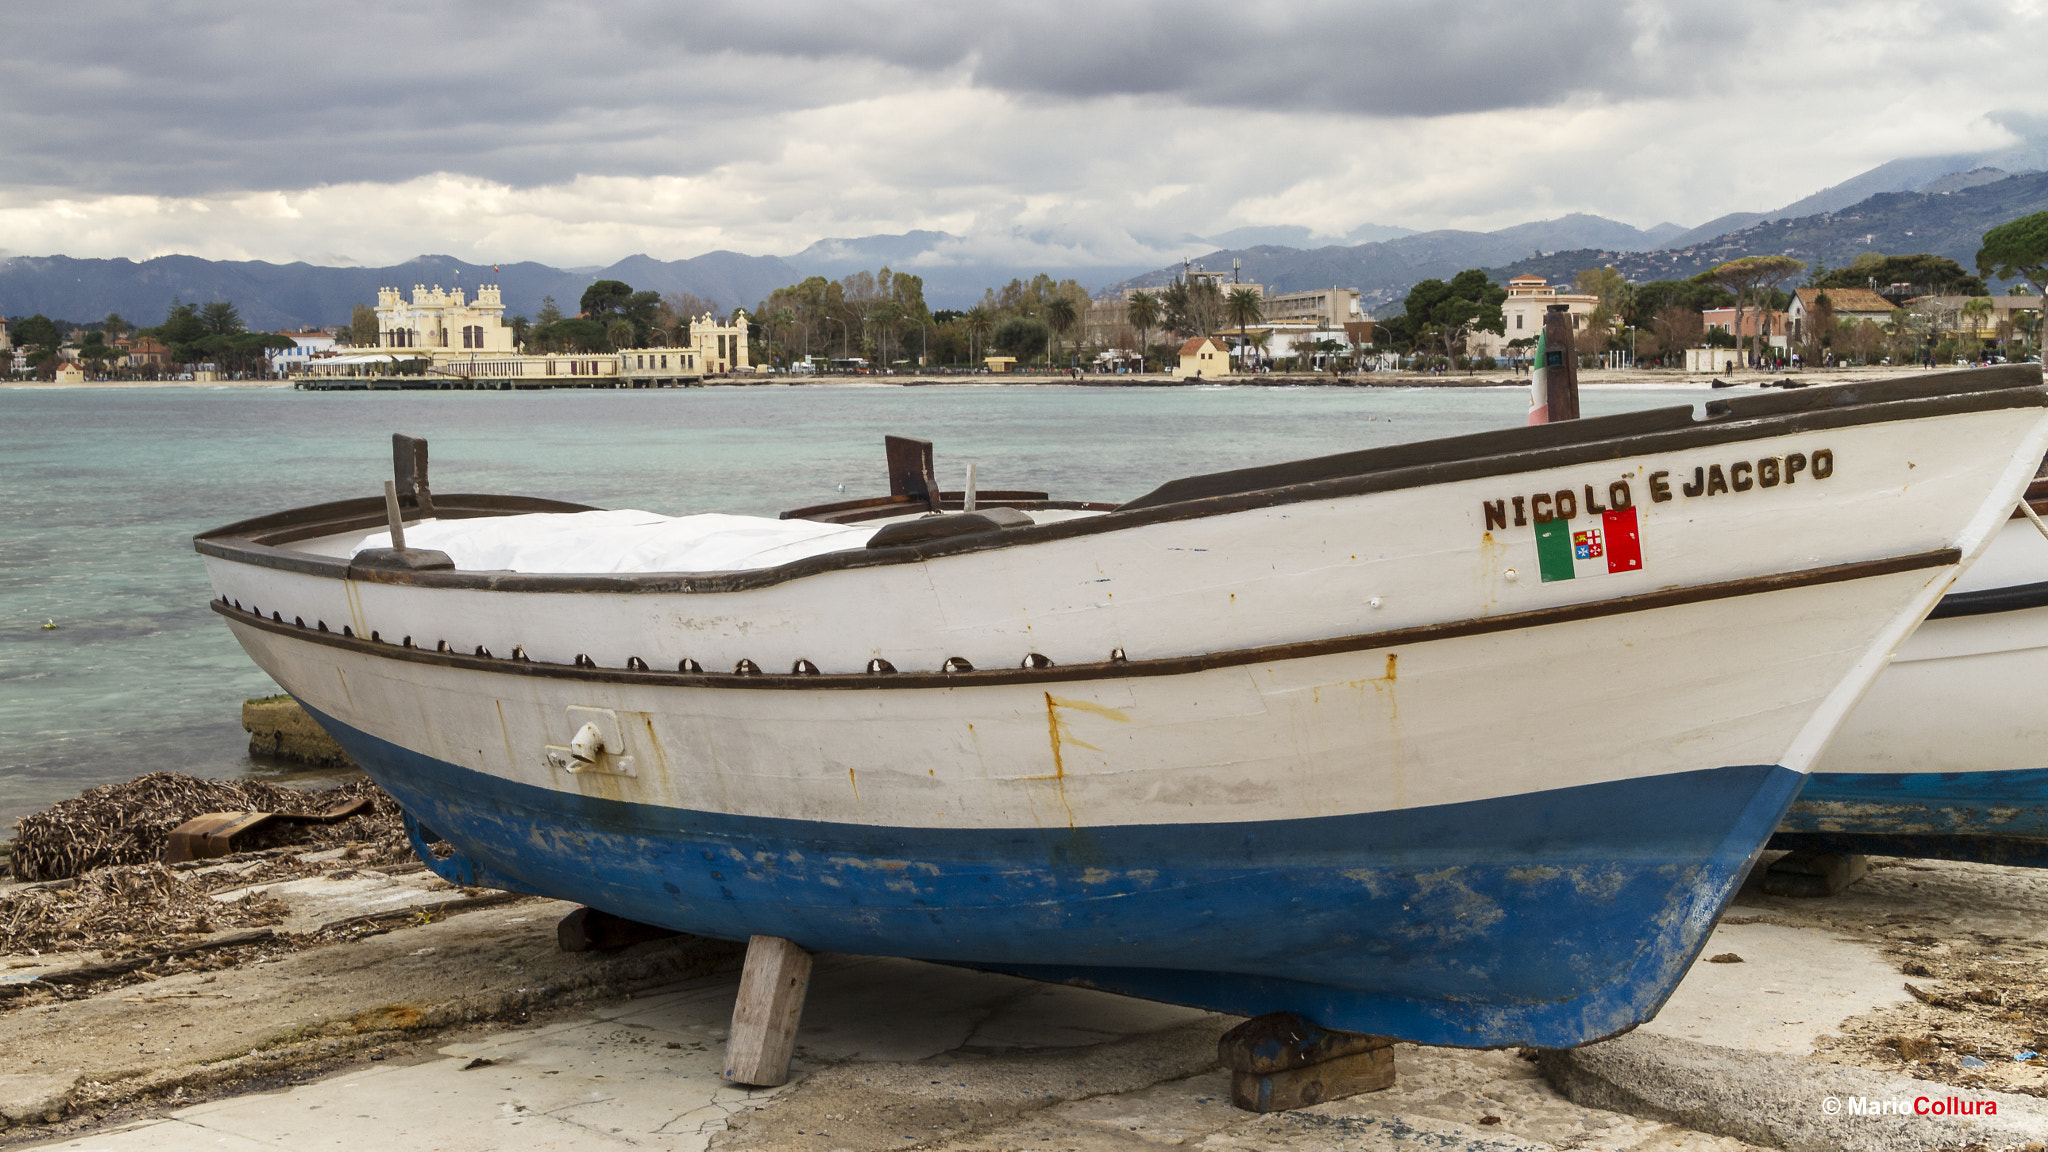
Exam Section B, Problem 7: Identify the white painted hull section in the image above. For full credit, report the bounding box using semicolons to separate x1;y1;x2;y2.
1824;518;2048;777
204;404;2048;829
224;565;1943;833
207;408;2031;688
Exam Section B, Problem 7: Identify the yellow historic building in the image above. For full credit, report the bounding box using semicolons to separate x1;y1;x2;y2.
376;284;517;352
294;289;751;386
684;311;750;374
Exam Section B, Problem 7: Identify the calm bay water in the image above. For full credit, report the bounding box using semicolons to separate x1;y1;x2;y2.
0;381;1715;830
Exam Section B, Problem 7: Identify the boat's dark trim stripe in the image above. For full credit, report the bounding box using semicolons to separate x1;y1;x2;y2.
194;367;2045;594
1928;579;2048;619
213;547;1959;690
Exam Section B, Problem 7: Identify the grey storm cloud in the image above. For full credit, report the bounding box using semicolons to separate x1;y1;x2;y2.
721;0;1673;115
0;0;1760;198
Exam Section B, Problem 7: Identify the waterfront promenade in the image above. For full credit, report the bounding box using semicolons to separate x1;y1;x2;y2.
1;364;1947;393
278;364;1930;392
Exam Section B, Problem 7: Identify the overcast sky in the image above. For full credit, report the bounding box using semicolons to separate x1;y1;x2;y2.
0;0;2042;271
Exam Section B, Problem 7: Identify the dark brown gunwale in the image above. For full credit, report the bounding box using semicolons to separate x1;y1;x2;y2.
193;366;2045;595
212;547;1959;690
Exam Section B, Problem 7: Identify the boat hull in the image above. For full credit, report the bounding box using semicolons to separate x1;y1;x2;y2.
220;555;1939;1048
327;700;1798;1049
194;368;2048;1046
1786;520;2048;865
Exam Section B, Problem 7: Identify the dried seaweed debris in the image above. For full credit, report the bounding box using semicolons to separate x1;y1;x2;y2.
9;772;403;882
1;862;290;955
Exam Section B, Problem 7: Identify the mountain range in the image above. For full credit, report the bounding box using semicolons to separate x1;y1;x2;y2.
1484;169;2048;295
2;136;2043;329
0;250;807;333
1098;214;1692;307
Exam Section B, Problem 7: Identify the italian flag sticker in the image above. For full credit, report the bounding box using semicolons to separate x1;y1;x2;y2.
1535;507;1643;582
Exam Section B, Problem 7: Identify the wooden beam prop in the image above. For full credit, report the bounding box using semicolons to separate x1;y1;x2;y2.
722;934;813;1087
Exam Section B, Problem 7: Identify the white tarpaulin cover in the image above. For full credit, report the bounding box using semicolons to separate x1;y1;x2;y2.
351;510;878;574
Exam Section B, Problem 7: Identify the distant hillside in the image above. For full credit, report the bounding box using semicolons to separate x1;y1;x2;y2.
0;251;802;330
1657;128;2048;250
784;231;1158;307
1489;169;2048;290
1101;214;1681;308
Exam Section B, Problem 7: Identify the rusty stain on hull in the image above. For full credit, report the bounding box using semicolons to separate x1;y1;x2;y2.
494;700;517;771
1026;693;1134;829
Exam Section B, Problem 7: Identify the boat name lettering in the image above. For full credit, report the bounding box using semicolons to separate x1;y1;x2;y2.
1479;449;1833;529
1483;481;1632;530
1667;449;1832;500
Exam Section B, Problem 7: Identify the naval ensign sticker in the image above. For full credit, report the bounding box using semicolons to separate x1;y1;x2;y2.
1483;481;1645;583
1535;504;1641;581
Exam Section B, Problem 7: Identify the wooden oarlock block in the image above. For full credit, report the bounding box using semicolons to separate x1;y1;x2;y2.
722;934;813;1087
1218;1011;1396;1113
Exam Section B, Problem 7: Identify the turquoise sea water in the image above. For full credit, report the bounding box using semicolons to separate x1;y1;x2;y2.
0;381;1715;830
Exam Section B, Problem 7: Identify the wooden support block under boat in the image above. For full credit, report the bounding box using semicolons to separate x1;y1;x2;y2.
1230;1049;1396;1113
1762;850;1869;897
556;906;684;952
1220;1012;1396;1112
723;935;813;1087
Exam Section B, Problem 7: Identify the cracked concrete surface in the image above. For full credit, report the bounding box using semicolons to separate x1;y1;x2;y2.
18;952;1756;1152
20;853;2046;1151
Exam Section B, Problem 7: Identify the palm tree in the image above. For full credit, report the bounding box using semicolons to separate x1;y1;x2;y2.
965;305;994;368
1125;291;1160;369
1226;288;1263;374
1961;296;1995;357
1045;296;1078;368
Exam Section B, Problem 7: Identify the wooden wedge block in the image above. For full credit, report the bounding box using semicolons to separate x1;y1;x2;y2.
1218;1011;1397;1112
1230;1046;1396;1112
1763;850;1868;897
722;935;812;1087
556;906;683;953
1218;1010;1391;1074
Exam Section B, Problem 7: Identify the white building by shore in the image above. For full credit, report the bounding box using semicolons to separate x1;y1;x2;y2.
267;331;339;374
1263;288;1359;328
1468;275;1598;359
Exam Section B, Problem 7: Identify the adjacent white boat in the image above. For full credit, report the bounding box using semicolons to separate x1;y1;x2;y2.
1784;474;2048;866
194;366;2048;1048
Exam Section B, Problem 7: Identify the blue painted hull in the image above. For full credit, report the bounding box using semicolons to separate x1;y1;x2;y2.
311;703;1804;1048
1774;768;2048;867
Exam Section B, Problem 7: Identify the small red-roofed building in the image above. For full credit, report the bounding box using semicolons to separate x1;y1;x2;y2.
1789;288;1897;345
125;337;172;370
1174;336;1231;379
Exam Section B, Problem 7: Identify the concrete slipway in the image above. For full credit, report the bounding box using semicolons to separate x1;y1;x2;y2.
5;852;2047;1152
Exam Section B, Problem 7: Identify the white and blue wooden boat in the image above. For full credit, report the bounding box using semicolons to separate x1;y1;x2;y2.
1780;469;2048;867
194;366;2048;1049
